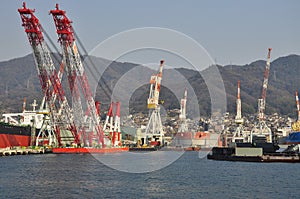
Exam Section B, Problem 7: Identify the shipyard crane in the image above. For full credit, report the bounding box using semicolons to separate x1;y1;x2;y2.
103;102;114;133
258;48;272;121
232;80;246;143
103;102;122;147
144;60;165;146
50;4;106;147
250;48;273;143
296;91;300;122
178;89;188;133
292;91;300;131
49;4;85;144
114;102;121;146
18;3;79;146
173;89;194;148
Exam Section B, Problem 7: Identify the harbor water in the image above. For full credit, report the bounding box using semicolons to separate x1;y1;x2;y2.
1;152;300;198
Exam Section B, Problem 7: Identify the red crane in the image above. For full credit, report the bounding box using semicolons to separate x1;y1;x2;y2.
251;48;273;143
50;4;105;147
103;102;121;147
18;2;79;146
258;48;272;121
296;91;300;121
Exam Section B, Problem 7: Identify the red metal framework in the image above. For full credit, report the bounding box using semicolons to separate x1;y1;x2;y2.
235;80;243;123
18;3;79;146
103;102;121;146
258;48;272;121
50;4;105;147
296;91;300;121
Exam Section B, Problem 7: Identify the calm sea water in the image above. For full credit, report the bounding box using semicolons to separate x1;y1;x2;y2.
1;152;300;199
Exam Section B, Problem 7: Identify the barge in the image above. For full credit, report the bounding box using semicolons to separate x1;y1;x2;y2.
207;143;300;163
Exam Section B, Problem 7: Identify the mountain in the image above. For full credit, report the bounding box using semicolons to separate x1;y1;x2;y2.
0;53;300;118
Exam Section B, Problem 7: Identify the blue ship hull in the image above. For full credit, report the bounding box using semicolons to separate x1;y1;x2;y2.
285;132;300;144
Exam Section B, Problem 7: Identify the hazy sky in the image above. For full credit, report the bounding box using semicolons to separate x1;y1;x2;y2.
1;0;299;68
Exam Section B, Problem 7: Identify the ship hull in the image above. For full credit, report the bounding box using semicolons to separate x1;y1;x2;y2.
0;123;31;148
52;147;129;154
285;132;300;144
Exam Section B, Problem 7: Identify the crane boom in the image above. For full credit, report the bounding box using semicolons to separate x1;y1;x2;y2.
147;60;164;109
235;80;243;124
258;48;272;121
18;3;79;146
178;89;188;133
296;91;300;121
145;60;165;146
50;4;105;147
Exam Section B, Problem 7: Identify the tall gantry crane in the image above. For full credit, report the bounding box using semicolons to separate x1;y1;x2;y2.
232;80;246;142
296;91;300;122
50;4;105;147
250;48;273;143
292;91;300;131
49;4;85;144
144;60;165;146
178;89;188;133
18;3;79;146
258;48;272;121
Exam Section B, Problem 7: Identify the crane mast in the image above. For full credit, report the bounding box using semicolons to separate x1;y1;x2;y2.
147;60;164;109
103;102;121;147
232;80;245;143
144;60;165;146
258;48;272;121
18;3;79;146
235;80;243;124
292;91;300;132
250;48;272;143
50;4;105;147
103;102;114;133
114;102;121;146
296;91;300;122
178;89;188;133
49;4;85;144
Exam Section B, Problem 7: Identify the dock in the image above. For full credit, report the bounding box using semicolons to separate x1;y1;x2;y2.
0;147;46;156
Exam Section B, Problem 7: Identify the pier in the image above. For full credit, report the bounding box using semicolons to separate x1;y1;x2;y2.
0;147;45;156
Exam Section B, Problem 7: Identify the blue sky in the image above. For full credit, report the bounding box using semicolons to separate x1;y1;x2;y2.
1;0;299;68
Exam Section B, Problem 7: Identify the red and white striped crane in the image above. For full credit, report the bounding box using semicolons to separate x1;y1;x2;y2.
103;102;121;146
50;4;105;147
291;91;300;132
18;2;79;146
233;80;246;142
258;48;272;121
114;101;121;145
145;60;165;146
178;89;188;133
251;48;273;143
296;91;300;121
235;80;243;124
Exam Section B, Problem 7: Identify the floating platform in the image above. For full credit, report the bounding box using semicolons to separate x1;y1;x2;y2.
207;147;300;163
52;147;129;154
207;153;300;162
